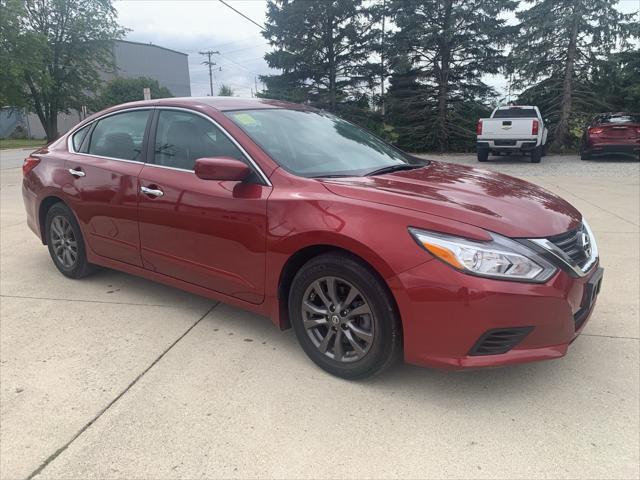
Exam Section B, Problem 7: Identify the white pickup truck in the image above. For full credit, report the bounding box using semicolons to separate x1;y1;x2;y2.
476;105;548;163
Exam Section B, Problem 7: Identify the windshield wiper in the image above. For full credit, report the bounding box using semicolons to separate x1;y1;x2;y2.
365;163;424;177
310;174;355;179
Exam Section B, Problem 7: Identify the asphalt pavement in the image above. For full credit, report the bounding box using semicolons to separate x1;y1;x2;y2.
1;150;638;479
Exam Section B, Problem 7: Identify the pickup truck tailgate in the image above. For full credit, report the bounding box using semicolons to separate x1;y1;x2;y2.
480;118;535;138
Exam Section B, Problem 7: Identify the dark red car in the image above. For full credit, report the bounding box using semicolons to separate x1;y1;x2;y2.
580;112;640;160
22;97;603;379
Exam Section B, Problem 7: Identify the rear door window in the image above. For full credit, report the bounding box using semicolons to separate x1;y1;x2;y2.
88;110;151;161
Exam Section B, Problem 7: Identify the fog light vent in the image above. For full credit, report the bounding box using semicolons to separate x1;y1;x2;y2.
468;327;534;356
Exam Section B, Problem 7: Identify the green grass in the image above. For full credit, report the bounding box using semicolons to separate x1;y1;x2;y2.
0;138;46;150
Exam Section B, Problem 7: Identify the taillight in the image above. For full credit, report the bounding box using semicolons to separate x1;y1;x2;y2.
588;127;604;135
532;120;539;135
476;120;482;135
22;156;40;176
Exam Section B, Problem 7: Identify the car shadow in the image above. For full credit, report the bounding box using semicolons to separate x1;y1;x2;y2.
483;154;534;163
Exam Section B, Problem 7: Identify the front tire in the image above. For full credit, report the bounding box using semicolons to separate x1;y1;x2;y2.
288;253;401;379
45;202;97;279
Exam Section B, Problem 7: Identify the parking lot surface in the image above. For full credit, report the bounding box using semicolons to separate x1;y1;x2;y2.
1;150;638;479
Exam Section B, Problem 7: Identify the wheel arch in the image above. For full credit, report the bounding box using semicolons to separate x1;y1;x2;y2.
275;244;402;336
38;195;67;244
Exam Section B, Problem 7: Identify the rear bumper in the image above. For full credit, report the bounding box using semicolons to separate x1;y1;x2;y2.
388;259;602;370
584;143;640;155
22;180;41;239
477;139;538;151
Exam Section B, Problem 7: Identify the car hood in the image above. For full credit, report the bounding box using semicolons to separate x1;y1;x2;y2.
320;161;581;238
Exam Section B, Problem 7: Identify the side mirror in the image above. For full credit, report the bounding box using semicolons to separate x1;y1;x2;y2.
194;157;251;181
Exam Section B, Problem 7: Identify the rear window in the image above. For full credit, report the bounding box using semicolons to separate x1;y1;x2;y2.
594;114;640;125
493;108;537;118
71;125;90;152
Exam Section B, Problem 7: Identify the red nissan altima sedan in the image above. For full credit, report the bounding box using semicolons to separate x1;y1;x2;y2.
22;97;603;379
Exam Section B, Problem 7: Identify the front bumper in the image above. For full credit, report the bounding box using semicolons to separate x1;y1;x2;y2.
388;259;602;370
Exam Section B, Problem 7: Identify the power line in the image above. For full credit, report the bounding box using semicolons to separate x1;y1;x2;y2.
217;0;266;32
199;50;220;96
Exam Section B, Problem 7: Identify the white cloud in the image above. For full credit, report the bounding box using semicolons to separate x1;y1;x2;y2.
115;0;272;97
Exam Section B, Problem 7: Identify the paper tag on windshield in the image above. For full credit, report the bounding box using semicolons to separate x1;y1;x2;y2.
234;113;259;126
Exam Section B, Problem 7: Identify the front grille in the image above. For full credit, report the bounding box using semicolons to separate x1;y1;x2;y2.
468;327;534;356
547;224;590;268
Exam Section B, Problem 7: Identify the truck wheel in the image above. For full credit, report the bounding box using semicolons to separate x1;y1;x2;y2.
530;147;542;163
477;149;489;162
541;144;548;157
580;149;591;160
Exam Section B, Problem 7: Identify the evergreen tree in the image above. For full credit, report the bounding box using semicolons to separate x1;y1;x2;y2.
511;0;637;150
589;49;640;114
259;0;378;111
387;0;516;151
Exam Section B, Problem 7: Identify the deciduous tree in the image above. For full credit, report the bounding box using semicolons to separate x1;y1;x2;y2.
92;76;172;111
2;0;124;141
217;84;234;97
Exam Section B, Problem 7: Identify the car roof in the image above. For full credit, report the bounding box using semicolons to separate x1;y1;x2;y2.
108;96;312;112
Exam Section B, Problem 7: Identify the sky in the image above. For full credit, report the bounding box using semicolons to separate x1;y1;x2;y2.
114;0;639;100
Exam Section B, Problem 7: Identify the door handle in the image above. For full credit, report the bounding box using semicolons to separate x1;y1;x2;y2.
68;168;86;178
140;186;164;198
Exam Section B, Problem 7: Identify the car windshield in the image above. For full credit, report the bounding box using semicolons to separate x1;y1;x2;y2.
225;109;424;177
595;114;640;124
493;108;537;118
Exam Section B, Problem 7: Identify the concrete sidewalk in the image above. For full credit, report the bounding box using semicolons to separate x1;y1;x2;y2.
1;154;638;479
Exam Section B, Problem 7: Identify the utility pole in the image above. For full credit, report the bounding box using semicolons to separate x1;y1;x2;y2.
199;50;220;96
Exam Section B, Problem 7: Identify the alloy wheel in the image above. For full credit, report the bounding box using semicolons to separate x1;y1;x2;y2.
50;215;78;268
301;276;375;363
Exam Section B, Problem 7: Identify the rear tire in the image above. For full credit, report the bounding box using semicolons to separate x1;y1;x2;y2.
580;149;591;160
45;203;97;279
530;146;542;163
477;149;489;162
288;253;401;379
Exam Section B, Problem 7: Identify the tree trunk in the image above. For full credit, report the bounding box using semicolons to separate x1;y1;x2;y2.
436;0;453;152
24;73;57;142
552;15;579;150
327;16;336;112
44;109;58;143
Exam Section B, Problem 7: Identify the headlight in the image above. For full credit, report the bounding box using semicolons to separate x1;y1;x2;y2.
409;228;557;282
